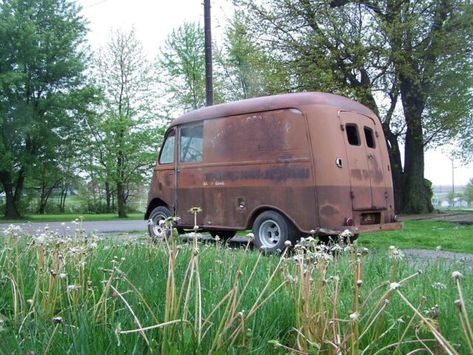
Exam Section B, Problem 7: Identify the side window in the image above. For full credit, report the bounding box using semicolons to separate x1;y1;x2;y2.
364;126;376;148
159;130;175;164
346;124;360;146
180;123;203;163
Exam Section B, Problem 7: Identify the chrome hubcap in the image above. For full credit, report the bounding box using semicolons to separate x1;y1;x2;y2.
258;219;282;247
151;213;168;239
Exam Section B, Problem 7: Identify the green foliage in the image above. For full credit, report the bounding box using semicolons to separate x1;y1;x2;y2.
83;29;164;217
216;11;281;100
0;0;92;218
158;22;208;112
463;178;473;205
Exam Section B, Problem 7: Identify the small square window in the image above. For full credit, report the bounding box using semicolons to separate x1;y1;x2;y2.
346;124;360;146
364;127;376;148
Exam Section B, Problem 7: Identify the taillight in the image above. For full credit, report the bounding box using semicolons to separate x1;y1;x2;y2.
345;217;354;226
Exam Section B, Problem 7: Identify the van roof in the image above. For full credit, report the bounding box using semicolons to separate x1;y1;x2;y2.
169;92;376;128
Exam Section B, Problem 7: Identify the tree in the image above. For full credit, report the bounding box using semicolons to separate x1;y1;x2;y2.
158;22;208;112
86;29;162;218
463;178;473;207
236;0;473;213
216;12;271;100
0;0;91;218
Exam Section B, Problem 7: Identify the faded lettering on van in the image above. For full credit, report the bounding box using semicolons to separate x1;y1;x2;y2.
205;167;310;183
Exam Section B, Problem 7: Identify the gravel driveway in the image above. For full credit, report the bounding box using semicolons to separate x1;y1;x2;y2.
0;219;148;236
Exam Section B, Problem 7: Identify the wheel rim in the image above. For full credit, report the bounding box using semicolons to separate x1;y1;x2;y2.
258;219;282;248
151;213;168;239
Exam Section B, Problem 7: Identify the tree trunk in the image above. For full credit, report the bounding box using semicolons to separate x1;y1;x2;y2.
59;184;68;213
105;181;112;213
382;126;404;213
117;181;127;218
400;83;433;214
0;177;21;219
38;188;52;214
4;188;20;219
0;171;23;219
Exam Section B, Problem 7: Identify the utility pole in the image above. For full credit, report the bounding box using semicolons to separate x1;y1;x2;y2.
204;0;213;106
451;157;455;207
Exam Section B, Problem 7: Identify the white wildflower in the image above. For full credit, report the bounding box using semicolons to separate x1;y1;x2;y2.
67;285;80;292
284;240;292;247
389;282;401;290
388;246;404;261
35;234;47;245
432;282;446;289
349;312;360;322
286;274;296;284
452;271;463;280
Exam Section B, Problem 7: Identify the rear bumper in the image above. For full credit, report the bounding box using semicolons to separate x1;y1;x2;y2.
316;222;403;236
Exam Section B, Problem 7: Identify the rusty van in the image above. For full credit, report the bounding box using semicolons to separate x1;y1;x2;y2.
145;92;401;251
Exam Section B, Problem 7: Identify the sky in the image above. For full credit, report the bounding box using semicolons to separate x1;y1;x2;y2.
77;0;472;187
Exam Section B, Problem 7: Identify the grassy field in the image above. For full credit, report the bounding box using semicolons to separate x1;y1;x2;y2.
0;212;143;224
0;224;472;354
360;220;473;253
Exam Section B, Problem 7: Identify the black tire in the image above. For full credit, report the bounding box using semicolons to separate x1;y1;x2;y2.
209;230;236;240
253;210;296;253
148;206;172;241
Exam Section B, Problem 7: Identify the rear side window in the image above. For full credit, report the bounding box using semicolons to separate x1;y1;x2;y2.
364;127;376;148
346;124;360;146
159;131;175;164
180;123;203;162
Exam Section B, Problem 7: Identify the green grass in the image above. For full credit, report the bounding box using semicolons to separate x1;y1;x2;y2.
0;212;143;224
360;220;473;253
0;228;472;354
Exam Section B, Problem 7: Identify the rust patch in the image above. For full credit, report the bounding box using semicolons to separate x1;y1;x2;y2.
320;205;338;216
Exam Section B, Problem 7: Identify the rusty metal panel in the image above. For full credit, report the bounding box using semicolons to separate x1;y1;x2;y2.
199;108;316;231
339;111;389;211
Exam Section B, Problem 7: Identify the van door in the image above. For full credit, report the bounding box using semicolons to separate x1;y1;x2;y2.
339;111;388;210
176;122;205;226
155;129;177;212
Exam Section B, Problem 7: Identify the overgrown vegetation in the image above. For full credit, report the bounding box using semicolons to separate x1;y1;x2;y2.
0;221;472;354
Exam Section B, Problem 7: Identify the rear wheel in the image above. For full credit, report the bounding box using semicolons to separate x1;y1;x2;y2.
253;211;296;253
148;206;172;241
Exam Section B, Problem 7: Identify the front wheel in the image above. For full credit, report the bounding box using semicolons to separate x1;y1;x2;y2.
253;211;296;253
148;206;172;241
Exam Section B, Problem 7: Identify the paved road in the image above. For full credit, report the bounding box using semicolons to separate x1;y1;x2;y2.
0;219;148;236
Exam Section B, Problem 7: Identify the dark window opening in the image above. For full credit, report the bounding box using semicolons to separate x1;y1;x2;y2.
180;123;203;162
346;124;360;146
364;127;376;148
